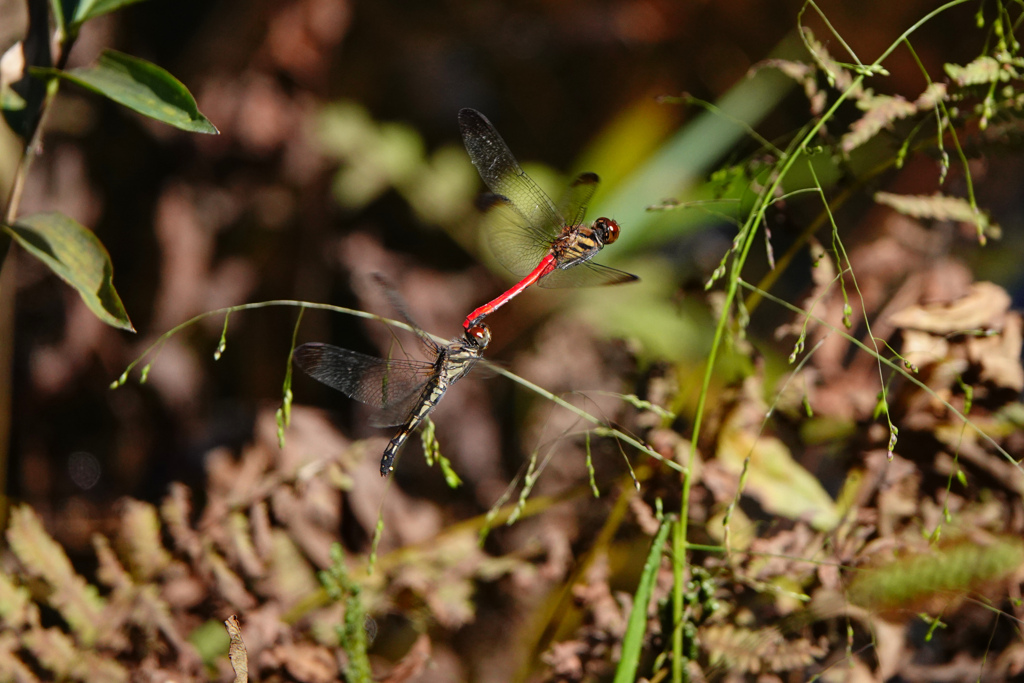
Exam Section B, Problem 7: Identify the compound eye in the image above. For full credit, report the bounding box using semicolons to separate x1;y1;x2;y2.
467;323;491;347
595;217;620;244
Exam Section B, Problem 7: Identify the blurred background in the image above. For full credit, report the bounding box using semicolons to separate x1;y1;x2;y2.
1;0;1020;679
0;0;992;514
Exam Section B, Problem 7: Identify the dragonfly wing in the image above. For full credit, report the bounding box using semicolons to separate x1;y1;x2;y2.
478;194;554;279
293;343;433;425
370;273;441;355
556;173;599;229
370;384;432;428
537;260;640;289
459;108;564;241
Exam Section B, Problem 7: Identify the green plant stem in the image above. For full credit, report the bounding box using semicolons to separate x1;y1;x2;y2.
741;279;1021;470
0;39;67;530
0;0;77;524
116;299;678;473
671;2;973;680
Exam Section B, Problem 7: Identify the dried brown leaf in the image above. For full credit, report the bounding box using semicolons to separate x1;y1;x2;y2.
542;640;586;680
841;94;917;153
914;82;947;110
874;192;998;236
119;499;173;581
945;55;1010;86
92;534;132;592
207;550;258;610
0;630;38;683
968;311;1024;391
271;485;337;569
95;532;200;667
800;27;857;95
225;615;248;683
381;633;431;683
5;506;107;647
701;623;825;674
228;511;266;579
752;59;825;114
161;482;203;561
628;496;661;536
263;529;321;609
889;281;1010;334
22;627;128;682
0;565;39;628
263;642;337;683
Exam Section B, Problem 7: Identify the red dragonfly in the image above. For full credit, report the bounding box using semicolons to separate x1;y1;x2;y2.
459;108;638;331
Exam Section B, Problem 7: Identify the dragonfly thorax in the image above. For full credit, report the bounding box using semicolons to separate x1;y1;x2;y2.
550;219;616;268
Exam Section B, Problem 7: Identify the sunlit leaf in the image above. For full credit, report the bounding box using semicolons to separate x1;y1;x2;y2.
41;50;217;134
716;385;839;530
4;212;135;331
70;0;151;30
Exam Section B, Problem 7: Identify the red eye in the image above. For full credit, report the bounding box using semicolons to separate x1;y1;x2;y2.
467;324;491;346
595;217;620;244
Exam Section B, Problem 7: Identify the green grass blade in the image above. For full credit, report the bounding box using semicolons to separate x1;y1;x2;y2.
614;516;674;683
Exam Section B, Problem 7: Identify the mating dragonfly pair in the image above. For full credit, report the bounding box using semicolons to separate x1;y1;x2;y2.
295;109;639;477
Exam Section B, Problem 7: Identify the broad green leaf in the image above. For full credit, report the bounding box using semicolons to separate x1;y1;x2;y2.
44;50;218;134
4;212;134;331
70;0;150;30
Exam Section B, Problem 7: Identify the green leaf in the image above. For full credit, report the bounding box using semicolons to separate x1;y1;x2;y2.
1;82;26;113
614;516;673;683
70;0;151;30
4;212;135;331
49;0;66;35
42;50;218;134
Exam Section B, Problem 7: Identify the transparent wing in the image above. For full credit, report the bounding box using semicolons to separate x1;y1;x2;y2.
478;194;554;279
556;173;599;230
372;386;432;428
370;273;441;355
293;343;434;427
537;260;640;289
459;108;565;242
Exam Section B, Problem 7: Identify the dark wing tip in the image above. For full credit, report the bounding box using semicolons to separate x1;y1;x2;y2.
458;108;488;129
474;192;513;213
292;343;325;369
571;172;600;186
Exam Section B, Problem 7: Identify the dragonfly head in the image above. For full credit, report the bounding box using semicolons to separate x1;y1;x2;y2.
465;322;491;350
592;217;621;245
